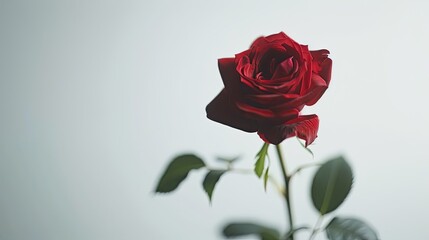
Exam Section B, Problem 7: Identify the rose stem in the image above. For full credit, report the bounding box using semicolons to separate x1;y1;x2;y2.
275;144;295;240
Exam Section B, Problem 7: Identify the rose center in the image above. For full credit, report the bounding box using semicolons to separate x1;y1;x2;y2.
257;56;295;80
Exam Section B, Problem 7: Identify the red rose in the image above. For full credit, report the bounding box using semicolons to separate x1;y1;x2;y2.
206;32;332;145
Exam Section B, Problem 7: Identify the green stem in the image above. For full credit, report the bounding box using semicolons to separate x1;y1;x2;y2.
275;144;294;240
308;215;323;240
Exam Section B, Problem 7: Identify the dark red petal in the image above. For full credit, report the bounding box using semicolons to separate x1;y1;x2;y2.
250;32;301;52
206;89;258;132
218;58;241;91
271;57;294;79
319;58;332;86
310;49;330;71
266;32;300;50
245;93;300;105
304;73;329;106
235;101;278;118
236;100;299;124
257;115;319;145
235;49;252;61
250;36;270;47
269;67;328;110
237;56;254;78
265;32;288;42
310;49;332;86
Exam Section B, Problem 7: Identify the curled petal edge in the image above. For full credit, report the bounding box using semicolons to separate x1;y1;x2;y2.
257;115;319;146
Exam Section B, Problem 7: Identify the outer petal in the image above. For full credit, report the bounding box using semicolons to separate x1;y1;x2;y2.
270;74;328;110
250;32;299;49
318;57;332;86
236;100;300;125
206;89;258;132
218;58;241;92
250;36;270;48
257;114;319;145
303;74;329;106
265;32;289;42
310;49;332;86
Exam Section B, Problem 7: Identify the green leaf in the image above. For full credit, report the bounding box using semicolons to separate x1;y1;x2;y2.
223;222;280;240
202;170;226;202
311;156;353;215
155;154;205;193
254;143;269;178
263;167;269;191
326;217;379;240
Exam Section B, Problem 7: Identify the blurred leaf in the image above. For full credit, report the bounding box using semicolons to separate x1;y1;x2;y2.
311;156;353;215
223;222;280;240
263;167;269;191
217;156;240;163
155;154;205;193
203;170;226;202
284;226;310;240
326;217;379;240
255;143;269;178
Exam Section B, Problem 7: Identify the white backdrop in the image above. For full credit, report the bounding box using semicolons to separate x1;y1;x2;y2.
1;0;429;239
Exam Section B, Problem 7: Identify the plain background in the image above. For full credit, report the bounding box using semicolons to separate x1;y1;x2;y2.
1;0;429;239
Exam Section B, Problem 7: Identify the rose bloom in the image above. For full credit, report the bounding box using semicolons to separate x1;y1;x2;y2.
206;32;332;145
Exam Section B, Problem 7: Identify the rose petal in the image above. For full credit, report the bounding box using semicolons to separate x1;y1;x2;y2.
265;32;289;42
266;32;302;52
251;36;270;48
319;58;332;86
206;89;258;132
245;93;300;105
271;57;294;79
236;100;300;122
272;72;328;109
310;49;332;86
310;49;330;72
251;32;302;56
218;58;241;92
305;74;329;106
257;115;319;145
